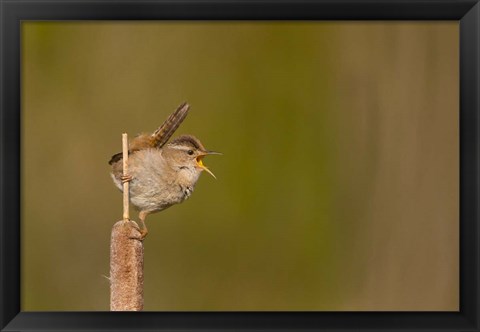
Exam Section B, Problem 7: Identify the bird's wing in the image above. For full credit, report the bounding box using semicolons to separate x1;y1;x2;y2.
151;102;190;148
108;133;151;165
108;102;190;165
108;152;124;165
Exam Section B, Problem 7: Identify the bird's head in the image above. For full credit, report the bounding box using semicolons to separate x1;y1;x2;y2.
164;135;221;178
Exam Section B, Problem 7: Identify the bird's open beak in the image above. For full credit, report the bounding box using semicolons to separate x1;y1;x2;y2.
196;150;222;179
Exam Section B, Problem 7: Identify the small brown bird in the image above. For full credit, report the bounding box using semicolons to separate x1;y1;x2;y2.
109;102;220;239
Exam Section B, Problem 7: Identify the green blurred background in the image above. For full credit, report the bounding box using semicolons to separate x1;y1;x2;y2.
21;22;458;311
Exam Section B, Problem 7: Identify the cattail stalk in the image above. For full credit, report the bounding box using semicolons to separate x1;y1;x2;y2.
110;133;144;311
122;133;129;220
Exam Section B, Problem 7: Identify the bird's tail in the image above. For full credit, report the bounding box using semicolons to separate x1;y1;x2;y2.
151;102;190;148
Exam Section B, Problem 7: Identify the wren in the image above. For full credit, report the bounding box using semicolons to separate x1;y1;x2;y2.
109;102;220;239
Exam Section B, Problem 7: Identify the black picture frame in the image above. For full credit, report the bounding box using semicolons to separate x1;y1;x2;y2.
1;0;478;331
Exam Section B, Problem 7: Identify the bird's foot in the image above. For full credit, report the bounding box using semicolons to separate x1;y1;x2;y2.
121;174;133;183
127;223;148;241
129;230;147;241
139;229;148;240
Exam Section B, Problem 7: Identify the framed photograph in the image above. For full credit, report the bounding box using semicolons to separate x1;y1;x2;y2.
1;0;479;331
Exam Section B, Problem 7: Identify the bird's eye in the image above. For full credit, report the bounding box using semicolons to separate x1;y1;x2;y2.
187;150;194;155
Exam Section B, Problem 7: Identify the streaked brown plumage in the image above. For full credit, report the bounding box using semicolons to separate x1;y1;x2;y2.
109;102;190;165
109;102;220;239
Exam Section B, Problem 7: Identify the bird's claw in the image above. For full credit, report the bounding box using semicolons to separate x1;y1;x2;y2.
126;222;148;241
121;174;133;183
129;230;148;241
